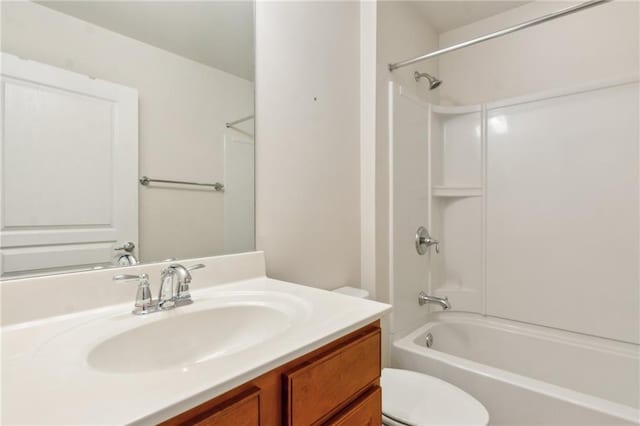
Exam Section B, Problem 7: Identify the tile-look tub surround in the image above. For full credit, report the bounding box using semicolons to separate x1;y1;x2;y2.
1;251;267;326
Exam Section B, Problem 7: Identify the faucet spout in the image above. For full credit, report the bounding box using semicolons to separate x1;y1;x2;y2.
158;263;205;309
418;291;451;310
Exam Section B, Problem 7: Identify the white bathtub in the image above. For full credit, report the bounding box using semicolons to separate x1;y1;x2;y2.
392;312;640;425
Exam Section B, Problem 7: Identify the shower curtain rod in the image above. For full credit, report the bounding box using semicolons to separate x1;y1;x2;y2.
388;0;611;72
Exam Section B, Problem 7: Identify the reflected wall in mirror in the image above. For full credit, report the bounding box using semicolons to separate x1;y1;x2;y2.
0;1;255;278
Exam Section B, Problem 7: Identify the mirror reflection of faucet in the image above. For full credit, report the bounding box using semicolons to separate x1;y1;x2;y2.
113;241;139;266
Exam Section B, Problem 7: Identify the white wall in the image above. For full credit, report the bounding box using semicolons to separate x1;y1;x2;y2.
376;2;440;304
1;1;254;263
360;0;378;300
255;1;361;290
224;136;255;255
378;1;441;95
438;0;639;105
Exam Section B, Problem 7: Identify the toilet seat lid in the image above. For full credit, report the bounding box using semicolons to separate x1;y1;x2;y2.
381;368;489;426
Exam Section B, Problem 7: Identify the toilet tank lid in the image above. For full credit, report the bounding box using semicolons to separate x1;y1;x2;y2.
332;286;369;299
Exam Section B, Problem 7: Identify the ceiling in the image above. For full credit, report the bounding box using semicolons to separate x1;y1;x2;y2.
413;1;532;33
38;1;254;81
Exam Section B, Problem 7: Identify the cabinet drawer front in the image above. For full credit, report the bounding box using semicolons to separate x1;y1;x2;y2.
284;327;381;425
324;386;382;426
177;386;261;426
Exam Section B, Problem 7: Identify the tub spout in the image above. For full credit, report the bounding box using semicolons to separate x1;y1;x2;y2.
418;291;451;310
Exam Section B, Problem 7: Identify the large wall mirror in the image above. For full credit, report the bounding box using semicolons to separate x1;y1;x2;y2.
0;1;255;279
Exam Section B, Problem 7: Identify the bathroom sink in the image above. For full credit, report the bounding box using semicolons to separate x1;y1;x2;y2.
88;305;292;373
34;290;311;374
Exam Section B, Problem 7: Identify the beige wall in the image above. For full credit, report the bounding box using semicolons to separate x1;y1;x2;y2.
255;1;361;290
438;0;639;105
360;1;377;300
1;1;253;263
378;1;441;95
375;1;440;302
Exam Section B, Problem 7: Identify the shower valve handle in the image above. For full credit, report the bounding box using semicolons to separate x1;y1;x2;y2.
416;226;440;255
421;236;440;254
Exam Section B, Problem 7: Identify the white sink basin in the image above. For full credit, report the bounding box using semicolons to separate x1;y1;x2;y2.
34;291;311;374
88;305;292;373
3;275;392;425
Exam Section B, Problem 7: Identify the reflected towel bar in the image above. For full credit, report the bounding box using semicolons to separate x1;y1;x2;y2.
225;115;254;129
139;176;224;191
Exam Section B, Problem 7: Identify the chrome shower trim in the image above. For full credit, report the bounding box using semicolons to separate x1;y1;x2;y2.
414;71;442;90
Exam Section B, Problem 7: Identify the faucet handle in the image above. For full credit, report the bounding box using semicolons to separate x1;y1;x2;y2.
113;241;136;252
187;264;205;272
429;238;440;254
113;273;156;315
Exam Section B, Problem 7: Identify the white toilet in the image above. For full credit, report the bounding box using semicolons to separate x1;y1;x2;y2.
381;368;489;426
332;287;490;426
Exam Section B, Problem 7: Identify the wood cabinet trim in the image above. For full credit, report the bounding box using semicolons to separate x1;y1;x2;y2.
323;385;382;426
160;386;260;426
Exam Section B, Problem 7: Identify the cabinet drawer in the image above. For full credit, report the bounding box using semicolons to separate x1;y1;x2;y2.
166;386;261;426
284;327;381;425
324;386;382;426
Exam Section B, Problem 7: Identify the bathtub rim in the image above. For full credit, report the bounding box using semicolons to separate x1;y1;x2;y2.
422;312;639;357
393;313;640;424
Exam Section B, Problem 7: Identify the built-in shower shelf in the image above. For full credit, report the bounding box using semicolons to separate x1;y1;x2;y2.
432;186;482;198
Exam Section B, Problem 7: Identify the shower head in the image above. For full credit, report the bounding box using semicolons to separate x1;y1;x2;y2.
414;71;442;90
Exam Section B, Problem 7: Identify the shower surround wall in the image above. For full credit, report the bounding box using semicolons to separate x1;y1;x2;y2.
389;79;640;344
376;1;440;305
387;0;640;346
484;81;638;343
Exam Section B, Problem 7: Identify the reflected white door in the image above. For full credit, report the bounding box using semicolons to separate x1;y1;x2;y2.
223;136;254;254
0;53;138;277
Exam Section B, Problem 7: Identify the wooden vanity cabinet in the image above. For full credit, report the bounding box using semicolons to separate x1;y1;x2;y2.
161;321;381;426
323;386;382;426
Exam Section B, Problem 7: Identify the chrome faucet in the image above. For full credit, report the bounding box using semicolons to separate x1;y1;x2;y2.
113;241;139;266
158;263;205;309
113;272;156;315
418;291;451;310
114;263;205;315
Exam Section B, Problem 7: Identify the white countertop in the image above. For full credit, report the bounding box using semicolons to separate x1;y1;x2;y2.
1;277;390;425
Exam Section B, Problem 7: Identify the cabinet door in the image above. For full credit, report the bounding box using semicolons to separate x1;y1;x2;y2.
324;386;382;426
284;327;381;425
